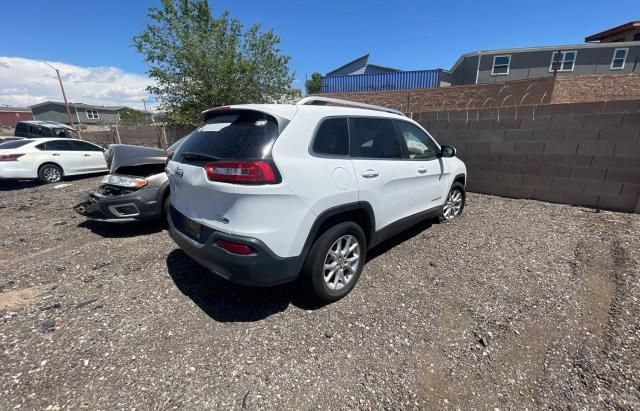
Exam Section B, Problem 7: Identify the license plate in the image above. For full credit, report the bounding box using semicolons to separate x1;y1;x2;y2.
184;217;201;239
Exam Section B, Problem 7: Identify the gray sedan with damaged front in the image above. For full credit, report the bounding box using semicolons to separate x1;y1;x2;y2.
74;141;181;223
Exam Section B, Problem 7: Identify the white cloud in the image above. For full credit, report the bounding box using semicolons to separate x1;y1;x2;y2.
0;56;155;110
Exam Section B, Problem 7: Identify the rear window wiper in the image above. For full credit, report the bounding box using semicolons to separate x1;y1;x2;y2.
180;152;220;161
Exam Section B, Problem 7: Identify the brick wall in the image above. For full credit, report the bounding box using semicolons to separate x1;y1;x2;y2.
417;100;640;213
316;77;554;113
318;74;640;113
551;74;640;104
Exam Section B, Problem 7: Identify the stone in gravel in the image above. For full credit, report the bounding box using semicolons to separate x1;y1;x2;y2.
55;265;66;272
82;275;95;283
40;303;61;311
53;221;67;227
75;298;98;309
93;260;113;270
0;204;6;209
325;331;334;338
479;337;488;347
0;279;15;291
41;319;56;332
242;391;251;409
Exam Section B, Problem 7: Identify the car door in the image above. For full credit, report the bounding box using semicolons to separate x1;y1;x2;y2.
69;140;107;173
40;139;84;174
396;120;450;211
349;117;416;231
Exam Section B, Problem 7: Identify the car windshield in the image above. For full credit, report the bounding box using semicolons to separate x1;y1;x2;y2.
0;139;32;149
174;110;279;164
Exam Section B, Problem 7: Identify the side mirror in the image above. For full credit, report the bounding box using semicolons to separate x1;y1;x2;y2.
440;145;456;158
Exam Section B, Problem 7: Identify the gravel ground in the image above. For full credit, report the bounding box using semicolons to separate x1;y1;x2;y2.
0;176;639;410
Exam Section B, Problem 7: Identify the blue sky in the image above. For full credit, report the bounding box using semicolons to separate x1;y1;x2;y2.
0;0;637;108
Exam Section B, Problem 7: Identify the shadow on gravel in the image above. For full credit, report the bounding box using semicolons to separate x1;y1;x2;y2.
166;249;324;322
367;218;435;261
165;219;438;322
0;174;106;192
0;180;42;191
77;220;165;238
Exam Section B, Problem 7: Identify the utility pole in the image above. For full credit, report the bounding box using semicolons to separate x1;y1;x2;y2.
42;61;80;138
142;98;148;112
552;50;562;77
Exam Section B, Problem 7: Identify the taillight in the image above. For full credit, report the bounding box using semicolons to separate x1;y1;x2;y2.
0;154;24;162
205;161;277;184
216;239;254;255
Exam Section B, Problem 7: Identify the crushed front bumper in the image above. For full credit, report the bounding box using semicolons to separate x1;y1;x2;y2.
74;184;162;223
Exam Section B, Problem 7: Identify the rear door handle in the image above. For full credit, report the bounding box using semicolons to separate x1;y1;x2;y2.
361;169;379;178
83;154;91;157
417;167;427;174
52;153;60;157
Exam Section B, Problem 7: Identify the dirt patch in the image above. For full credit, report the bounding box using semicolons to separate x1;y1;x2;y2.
578;240;617;339
0;250;16;261
0;285;49;310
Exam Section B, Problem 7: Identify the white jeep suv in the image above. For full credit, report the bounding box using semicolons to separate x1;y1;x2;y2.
166;97;466;302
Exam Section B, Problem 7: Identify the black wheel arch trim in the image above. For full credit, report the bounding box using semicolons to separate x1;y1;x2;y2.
453;173;466;186
299;201;375;262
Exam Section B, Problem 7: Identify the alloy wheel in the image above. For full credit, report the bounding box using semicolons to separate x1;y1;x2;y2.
43;167;61;183
323;234;361;291
443;189;463;220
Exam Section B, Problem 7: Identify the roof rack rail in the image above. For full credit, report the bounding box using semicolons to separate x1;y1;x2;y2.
296;96;406;117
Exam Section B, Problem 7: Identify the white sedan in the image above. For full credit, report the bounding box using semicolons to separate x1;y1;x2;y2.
0;138;109;183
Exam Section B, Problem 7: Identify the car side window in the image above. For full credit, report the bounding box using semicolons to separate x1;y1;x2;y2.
29;126;46;137
312;118;349;156
43;140;74;151
350;118;402;159
396;121;439;160
70;140;102;152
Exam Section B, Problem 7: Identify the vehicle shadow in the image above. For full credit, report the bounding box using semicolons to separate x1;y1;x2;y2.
0;174;106;192
165;248;323;323
367;218;435;261
77;220;165;238
0;180;42;191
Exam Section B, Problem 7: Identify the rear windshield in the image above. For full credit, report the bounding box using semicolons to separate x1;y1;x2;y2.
0;140;32;149
174;111;279;164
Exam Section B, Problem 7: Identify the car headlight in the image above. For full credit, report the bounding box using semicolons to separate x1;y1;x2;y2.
102;174;148;188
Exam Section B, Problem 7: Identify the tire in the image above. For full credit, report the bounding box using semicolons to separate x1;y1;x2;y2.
162;194;171;225
302;222;367;303
38;164;63;184
439;182;465;222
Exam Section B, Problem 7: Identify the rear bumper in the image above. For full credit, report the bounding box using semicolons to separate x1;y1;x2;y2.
74;186;162;223
168;206;302;287
0;165;35;179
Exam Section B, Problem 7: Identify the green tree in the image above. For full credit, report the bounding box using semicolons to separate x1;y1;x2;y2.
118;108;147;124
305;72;322;94
133;0;294;125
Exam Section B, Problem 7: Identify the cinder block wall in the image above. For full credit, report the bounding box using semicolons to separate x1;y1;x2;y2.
82;125;193;148
417;100;640;213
